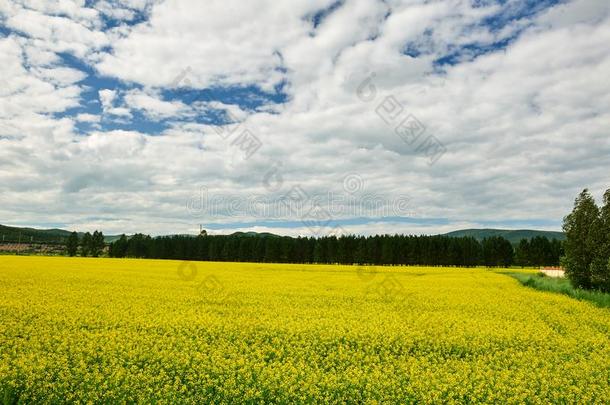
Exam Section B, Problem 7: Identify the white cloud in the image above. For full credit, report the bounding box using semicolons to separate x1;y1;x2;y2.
94;0;160;22
30;66;87;86
95;0;336;90
76;113;101;123
1;0;610;236
98;88;117;108
0;36;83;119
98;88;132;117
4;6;108;58
123;89;187;119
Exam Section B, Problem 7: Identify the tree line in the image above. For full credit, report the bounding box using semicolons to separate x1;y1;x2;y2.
61;186;610;295
563;189;610;292
514;236;563;267
107;232;562;268
66;231;105;257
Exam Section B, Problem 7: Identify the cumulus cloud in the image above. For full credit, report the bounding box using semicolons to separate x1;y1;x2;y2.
94;0;335;89
76;113;101;123
123;88;187;119
1;0;609;236
98;89;131;117
4;7;107;58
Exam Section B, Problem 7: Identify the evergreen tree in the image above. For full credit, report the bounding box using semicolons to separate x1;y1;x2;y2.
91;231;105;257
354;237;367;265
81;232;92;257
563;189;600;289
264;236;280;263
380;236;394;265
104;232;522;268
482;236;513;267
590;189;610;291
514;239;530;267
109;235;129;258
549;239;563;266
313;238;326;263
66;232;79;257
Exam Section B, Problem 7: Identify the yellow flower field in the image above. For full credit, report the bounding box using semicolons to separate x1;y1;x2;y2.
0;256;609;403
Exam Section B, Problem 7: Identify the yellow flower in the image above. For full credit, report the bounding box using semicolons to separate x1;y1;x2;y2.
0;256;608;403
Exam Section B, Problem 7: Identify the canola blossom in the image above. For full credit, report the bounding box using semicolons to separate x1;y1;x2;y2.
0;256;609;403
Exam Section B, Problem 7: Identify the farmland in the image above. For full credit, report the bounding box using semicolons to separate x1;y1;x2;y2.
1;256;609;403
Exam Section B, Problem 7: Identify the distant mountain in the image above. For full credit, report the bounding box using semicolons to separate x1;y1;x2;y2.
0;225;281;245
103;235;124;243
0;224;119;244
230;231;280;238
443;229;565;244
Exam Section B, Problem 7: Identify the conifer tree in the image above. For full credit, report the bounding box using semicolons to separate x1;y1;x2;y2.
562;189;600;289
66;232;79;257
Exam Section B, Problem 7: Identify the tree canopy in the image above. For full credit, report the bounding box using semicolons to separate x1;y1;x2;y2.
563;188;610;292
108;232;562;268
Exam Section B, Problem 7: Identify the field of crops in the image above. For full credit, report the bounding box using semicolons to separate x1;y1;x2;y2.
1;256;609;403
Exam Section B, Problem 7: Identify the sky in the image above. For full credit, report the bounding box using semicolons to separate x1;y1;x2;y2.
0;0;609;237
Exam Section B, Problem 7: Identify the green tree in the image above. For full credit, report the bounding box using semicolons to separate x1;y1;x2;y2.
590;189;610;291
482;236;513;267
313;239;326;263
562;189;600;289
66;232;79;257
550;239;563;266
81;232;92;257
380;236;394;265
354;237;367;265
514;239;531;267
109;235;128;258
126;233;151;258
91;231;105;257
264;237;280;263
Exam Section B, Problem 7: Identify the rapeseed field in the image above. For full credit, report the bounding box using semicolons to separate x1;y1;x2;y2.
0;256;609;403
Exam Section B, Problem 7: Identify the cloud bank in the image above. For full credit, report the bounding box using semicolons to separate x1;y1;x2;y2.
0;0;609;236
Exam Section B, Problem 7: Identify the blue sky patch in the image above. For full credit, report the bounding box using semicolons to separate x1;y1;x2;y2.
401;0;565;68
310;1;345;30
433;36;517;67
48;49;288;134
479;0;564;32
164;83;288;114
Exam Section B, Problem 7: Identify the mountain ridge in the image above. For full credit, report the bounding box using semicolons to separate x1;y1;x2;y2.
0;224;120;244
442;228;565;244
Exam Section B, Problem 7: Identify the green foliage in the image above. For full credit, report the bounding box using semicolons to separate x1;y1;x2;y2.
0;224;71;244
563;188;610;292
514;239;531;267
481;236;513;267
125;234;152;258
593;190;610;291
91;231;105;257
514;237;563;267
106;232;561;268
108;235;128;258
81;232;92;257
0;224;119;244
79;231;105;257
507;272;610;309
66;232;78;257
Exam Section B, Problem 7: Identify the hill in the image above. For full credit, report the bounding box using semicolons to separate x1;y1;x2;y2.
0;224;118;244
0;224;73;244
442;229;565;244
230;231;280;238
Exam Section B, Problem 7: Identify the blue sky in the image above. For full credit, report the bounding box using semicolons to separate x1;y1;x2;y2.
0;0;609;236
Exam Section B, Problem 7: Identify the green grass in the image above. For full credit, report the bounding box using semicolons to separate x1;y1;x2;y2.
505;271;610;309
